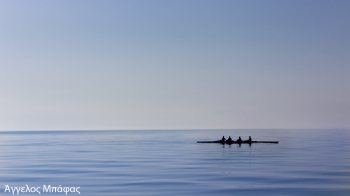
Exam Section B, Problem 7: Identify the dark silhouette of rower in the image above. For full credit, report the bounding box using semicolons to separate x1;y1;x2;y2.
237;136;242;143
221;136;226;143
226;136;233;144
244;136;252;144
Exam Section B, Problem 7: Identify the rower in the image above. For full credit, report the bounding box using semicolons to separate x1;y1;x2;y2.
237;136;242;143
226;136;233;143
221;136;226;143
248;136;252;142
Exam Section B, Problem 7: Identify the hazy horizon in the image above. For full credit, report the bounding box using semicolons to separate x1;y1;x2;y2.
1;128;350;132
1;0;349;130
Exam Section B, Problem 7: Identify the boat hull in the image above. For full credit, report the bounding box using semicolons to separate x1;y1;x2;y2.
197;140;279;144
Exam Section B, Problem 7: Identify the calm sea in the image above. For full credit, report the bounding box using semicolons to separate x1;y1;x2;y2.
0;129;349;195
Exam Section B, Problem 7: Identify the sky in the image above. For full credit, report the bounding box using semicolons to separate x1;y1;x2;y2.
0;0;349;130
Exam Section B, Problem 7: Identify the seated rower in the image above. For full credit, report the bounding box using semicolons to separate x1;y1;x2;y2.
226;136;233;143
244;136;252;143
237;136;242;143
221;136;226;143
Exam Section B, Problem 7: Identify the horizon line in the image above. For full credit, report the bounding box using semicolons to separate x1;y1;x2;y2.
0;128;349;132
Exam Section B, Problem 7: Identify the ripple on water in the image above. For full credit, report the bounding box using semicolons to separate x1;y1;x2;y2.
0;129;349;196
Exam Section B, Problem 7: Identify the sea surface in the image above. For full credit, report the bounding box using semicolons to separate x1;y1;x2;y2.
0;129;349;196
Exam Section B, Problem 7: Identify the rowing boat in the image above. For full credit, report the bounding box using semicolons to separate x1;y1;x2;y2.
197;140;279;144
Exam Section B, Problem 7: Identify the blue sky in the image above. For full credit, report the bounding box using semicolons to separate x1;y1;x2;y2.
0;0;349;130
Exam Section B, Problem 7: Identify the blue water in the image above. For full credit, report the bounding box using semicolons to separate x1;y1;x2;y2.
0;129;349;195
